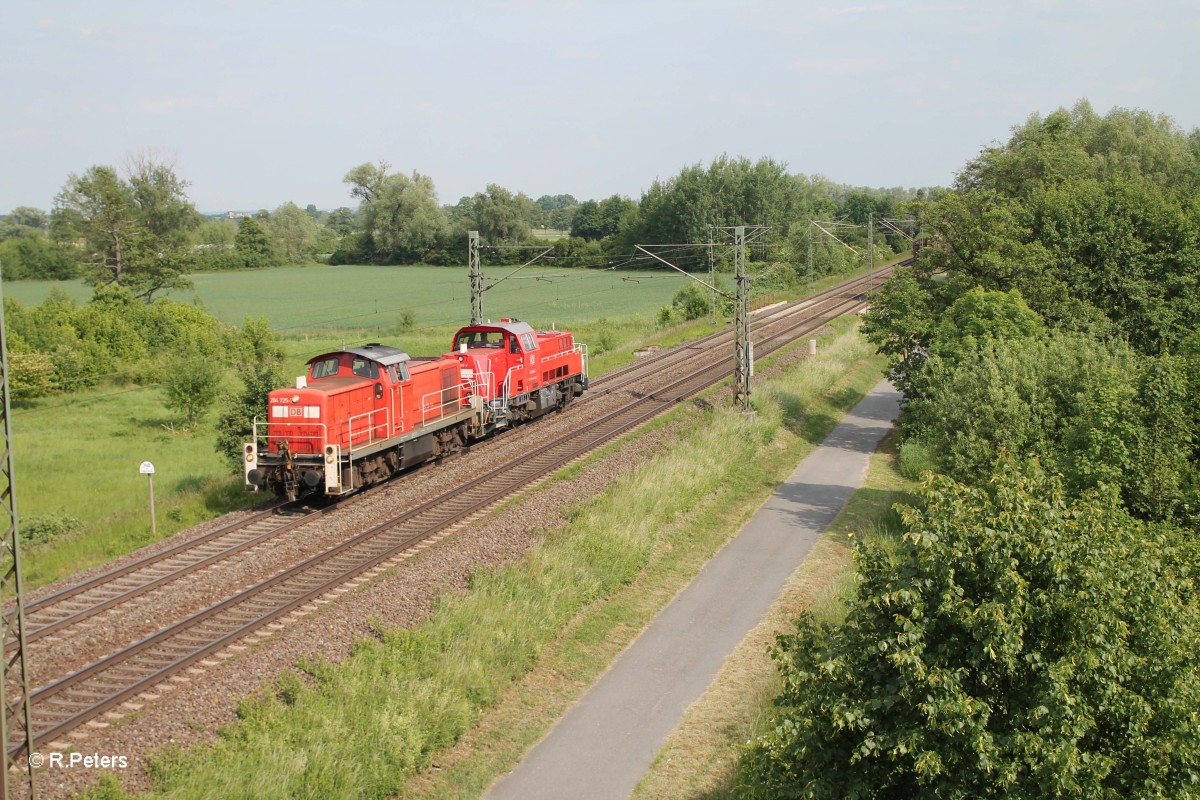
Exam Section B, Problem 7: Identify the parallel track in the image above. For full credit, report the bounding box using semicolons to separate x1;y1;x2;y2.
9;262;899;757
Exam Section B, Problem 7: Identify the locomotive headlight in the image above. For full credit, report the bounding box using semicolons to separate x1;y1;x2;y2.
291;395;300;403
325;452;335;464
245;452;255;463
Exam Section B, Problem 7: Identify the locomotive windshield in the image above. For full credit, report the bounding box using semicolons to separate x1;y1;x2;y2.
310;357;340;379
455;331;505;349
308;354;382;380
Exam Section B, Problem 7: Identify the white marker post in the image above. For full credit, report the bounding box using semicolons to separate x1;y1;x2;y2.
140;461;156;537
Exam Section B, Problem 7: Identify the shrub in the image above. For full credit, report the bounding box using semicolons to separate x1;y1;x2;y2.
671;283;709;321
21;513;84;545
740;460;1200;799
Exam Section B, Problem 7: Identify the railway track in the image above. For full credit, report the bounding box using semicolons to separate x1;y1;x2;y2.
8;262;897;759
9;504;321;654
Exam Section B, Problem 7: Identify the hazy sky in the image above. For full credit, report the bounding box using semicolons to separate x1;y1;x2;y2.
4;1;1198;214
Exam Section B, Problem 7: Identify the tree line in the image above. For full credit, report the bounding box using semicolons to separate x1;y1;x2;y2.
2;154;924;292
739;101;1200;798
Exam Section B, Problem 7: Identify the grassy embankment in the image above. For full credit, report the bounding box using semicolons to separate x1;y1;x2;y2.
78;317;889;799
9;259;888;589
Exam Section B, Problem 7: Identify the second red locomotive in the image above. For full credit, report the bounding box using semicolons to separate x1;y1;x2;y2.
243;319;587;500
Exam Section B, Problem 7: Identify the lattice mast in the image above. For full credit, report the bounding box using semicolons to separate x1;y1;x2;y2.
0;277;37;799
469;230;483;325
732;226;752;410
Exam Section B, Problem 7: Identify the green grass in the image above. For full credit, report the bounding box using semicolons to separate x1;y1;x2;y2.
2;263;686;332
70;322;889;799
13;393;250;587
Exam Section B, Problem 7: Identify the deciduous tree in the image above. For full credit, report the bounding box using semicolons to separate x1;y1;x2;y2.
740;460;1200;799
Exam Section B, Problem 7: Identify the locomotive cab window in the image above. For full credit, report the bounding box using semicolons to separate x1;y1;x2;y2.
351;358;379;379
455;331;504;349
311;357;340;379
509;335;521;354
521;333;536;351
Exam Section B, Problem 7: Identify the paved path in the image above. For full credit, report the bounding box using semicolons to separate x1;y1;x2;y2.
485;380;901;800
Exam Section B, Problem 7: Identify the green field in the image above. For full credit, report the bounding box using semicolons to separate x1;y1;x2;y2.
1;263;688;333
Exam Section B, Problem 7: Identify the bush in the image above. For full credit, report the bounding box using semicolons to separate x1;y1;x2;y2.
394;310;416;333
740;460;1200;799
671;283;709;321
21;513;84;545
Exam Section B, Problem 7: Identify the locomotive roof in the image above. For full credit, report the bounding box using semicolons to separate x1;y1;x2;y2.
312;343;411;366
461;319;535;336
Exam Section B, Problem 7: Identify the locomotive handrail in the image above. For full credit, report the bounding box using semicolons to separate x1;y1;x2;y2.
344;406;391;451
419;384;461;424
500;365;519;404
250;418;329;456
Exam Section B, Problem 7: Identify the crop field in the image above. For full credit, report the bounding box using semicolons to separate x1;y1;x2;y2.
2;263;687;333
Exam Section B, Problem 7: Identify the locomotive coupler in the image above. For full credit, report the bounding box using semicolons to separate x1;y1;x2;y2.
278;440;298;502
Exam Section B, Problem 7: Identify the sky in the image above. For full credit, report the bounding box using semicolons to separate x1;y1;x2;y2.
4;0;1199;214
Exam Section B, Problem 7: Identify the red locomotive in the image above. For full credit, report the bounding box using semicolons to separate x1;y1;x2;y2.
243;319;588;500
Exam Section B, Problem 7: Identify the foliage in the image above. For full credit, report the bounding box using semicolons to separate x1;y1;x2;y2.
671;283;710;321
868;102;1200;360
51;157;201;300
234;216;281;268
534;193;579;230
267;201;321;264
342;161;448;262
163;340;224;428
900;330;1199;523
0;205;50;239
2;285;234;400
740;460;1200;799
20;513;84;545
466;183;537;244
0;234;79;280
214;317;287;471
571;195;636;241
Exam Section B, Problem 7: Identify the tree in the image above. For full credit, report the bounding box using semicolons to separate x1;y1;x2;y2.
52;157;201;300
164;341;223;428
876;103;1200;356
267;202;321;264
0;206;50;240
740;460;1200;799
469;184;536;244
0;235;78;280
235;217;280;268
571;195;636;241
53;165;137;284
215;318;286;470
343;162;448;262
125;153;202;250
324;207;355;237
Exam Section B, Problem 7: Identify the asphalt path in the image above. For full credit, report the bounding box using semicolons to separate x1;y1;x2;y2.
485;379;901;800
